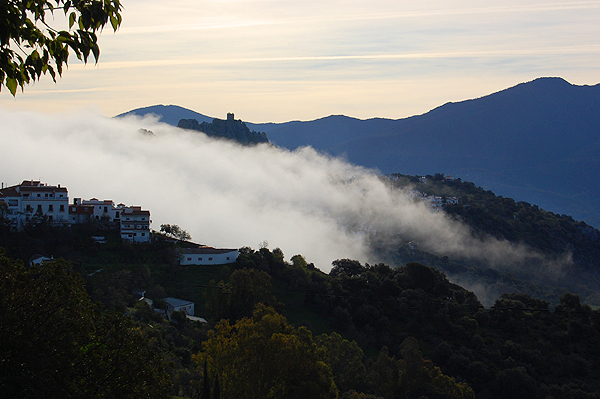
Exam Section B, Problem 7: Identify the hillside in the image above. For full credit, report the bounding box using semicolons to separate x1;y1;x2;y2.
3;222;600;398
117;78;600;228
375;173;600;307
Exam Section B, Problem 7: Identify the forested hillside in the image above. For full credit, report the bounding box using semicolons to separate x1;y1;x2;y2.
2;202;600;398
376;173;600;307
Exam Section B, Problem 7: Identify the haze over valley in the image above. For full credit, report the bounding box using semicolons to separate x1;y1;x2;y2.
4;77;600;307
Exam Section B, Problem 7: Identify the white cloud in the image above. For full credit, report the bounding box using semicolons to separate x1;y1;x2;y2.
0;108;571;274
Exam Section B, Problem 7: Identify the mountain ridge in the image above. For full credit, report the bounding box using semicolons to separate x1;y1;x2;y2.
117;77;600;227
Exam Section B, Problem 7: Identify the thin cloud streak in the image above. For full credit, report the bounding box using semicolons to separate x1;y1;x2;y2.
70;45;600;70
117;1;600;35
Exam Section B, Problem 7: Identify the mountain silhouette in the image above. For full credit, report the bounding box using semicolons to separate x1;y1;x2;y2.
117;77;600;227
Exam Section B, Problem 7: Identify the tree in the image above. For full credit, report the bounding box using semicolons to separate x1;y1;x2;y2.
330;259;365;278
1;0;122;95
0;201;12;234
316;332;368;393
196;304;338;399
228;267;275;320
160;223;191;241
0;253;170;398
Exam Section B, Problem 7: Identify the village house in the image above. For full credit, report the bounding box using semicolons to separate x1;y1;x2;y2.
29;254;53;265
164;297;195;317
178;247;239;265
120;206;151;243
80;198;127;223
1;180;151;242
0;180;69;229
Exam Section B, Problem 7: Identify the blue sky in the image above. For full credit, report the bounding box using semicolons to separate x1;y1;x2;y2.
1;0;598;122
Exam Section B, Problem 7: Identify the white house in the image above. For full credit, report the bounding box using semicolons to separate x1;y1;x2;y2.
0;180;69;229
29;254;53;265
68;202;95;224
120;206;151;242
164;297;195;317
80;198;127;223
179;247;239;265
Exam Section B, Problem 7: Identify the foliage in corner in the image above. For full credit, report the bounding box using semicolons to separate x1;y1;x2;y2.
0;253;171;398
0;0;122;95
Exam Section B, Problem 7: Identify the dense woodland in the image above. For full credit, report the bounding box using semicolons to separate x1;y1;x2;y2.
2;177;600;398
379;174;600;307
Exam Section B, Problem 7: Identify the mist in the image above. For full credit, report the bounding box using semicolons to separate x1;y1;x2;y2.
0;108;570;273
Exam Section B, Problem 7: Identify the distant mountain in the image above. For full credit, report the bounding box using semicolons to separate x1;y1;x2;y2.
115;104;214;126
117;77;600;227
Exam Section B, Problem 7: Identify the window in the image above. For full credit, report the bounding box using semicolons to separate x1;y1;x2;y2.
59;205;65;212
141;233;145;236
199;257;203;261
25;205;32;212
45;193;48;198
227;257;230;260
187;257;192;261
48;204;53;212
8;199;18;207
37;204;42;213
209;257;213;261
104;206;108;212
37;194;40;197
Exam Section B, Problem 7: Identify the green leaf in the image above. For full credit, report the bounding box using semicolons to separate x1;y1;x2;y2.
69;12;76;29
6;78;18;96
91;45;99;62
110;15;119;31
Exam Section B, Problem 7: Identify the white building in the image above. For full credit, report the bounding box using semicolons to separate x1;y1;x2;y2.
164;297;195;317
79;198;127;223
68;203;95;225
29;254;53;265
179;247;239;265
0;180;69;229
120;206;151;242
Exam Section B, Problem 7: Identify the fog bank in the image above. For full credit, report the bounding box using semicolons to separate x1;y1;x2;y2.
0;108;569;273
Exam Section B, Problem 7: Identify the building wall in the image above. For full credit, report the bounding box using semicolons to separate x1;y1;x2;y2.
1;182;69;229
180;250;239;266
120;208;151;242
167;303;195;316
164;298;195;317
81;199;125;222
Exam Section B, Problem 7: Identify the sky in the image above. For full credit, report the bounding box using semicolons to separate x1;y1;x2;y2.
0;0;599;122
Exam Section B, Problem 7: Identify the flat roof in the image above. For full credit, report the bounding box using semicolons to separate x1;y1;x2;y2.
164;297;194;307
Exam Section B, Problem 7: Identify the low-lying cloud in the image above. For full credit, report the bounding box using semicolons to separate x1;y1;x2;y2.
0;108;570;274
